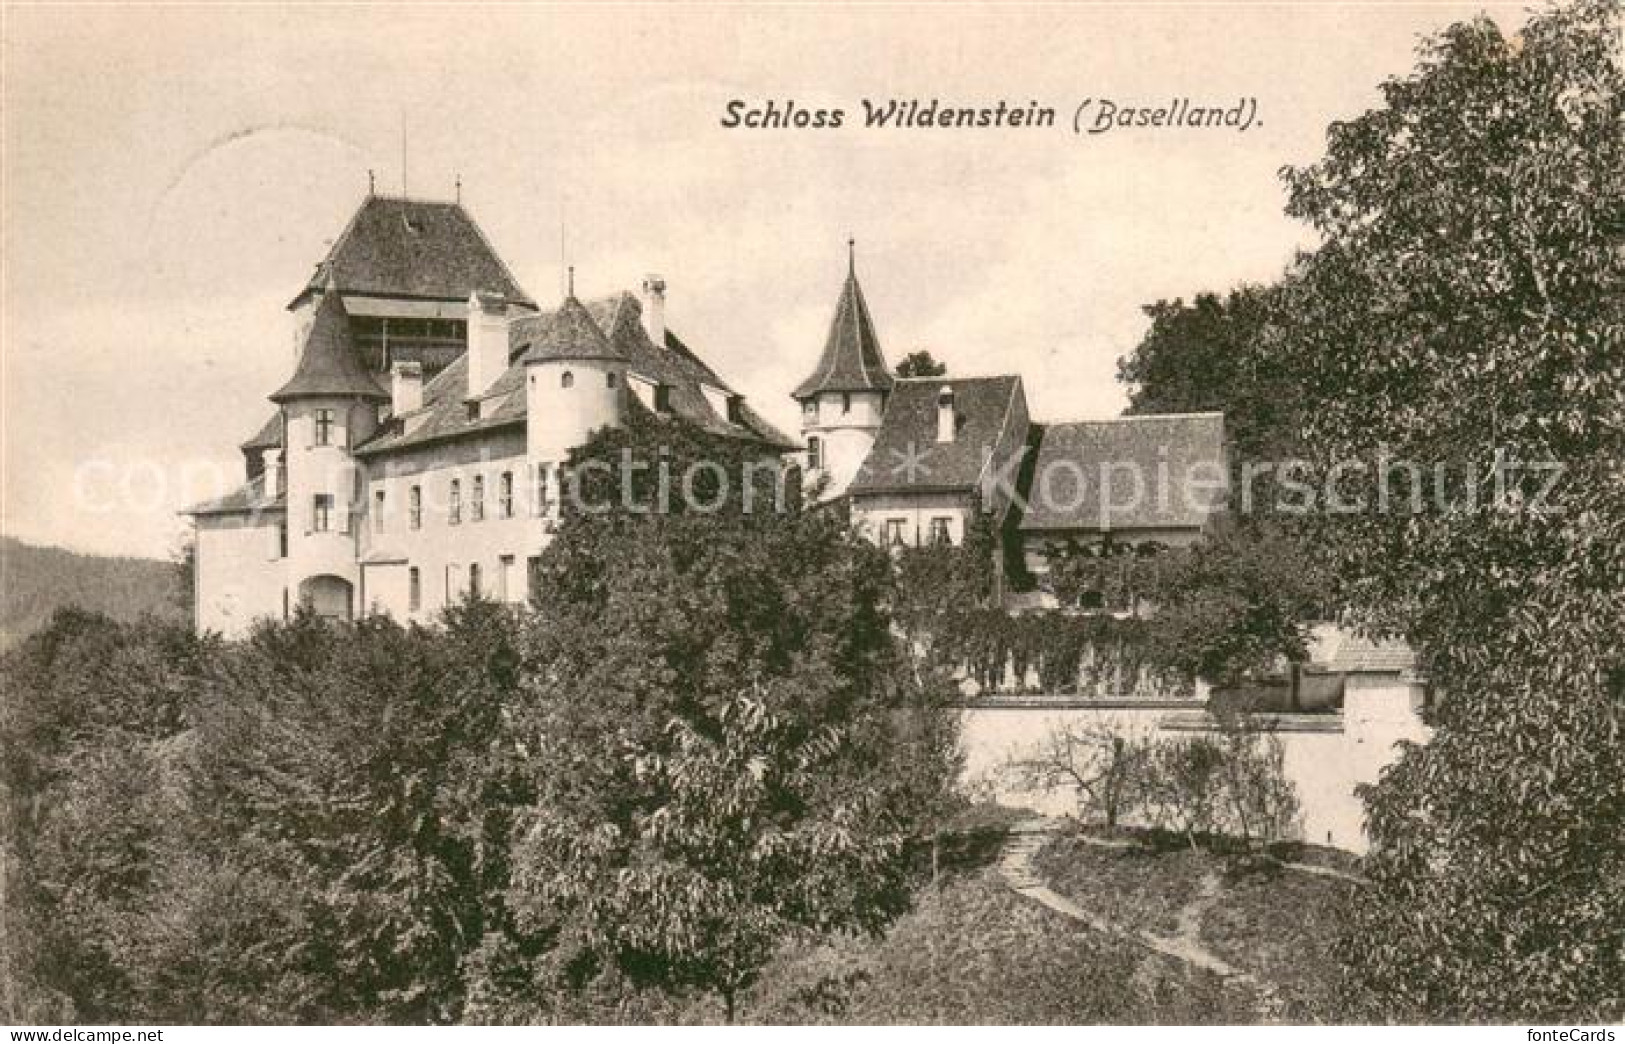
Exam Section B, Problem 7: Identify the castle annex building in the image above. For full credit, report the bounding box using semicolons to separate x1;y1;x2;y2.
188;192;1229;635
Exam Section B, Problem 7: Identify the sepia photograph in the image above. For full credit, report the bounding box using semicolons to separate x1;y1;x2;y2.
1;0;1621;1032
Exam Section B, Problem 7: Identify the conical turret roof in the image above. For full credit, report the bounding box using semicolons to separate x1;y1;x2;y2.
270;280;388;403
792;257;893;399
519;295;627;364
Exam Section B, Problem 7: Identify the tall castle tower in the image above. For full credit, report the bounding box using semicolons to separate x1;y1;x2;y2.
269;275;390;619
792;245;893;500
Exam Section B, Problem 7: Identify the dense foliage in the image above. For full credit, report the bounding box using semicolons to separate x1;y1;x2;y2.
1;419;960;1024
1268;0;1624;1020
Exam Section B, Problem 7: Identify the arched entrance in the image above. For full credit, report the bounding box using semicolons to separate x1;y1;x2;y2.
298;574;354;622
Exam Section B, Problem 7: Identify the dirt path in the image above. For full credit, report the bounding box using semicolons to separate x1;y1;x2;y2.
998;818;1285;1021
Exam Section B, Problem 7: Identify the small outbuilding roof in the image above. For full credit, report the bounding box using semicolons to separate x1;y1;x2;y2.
1018;413;1226;532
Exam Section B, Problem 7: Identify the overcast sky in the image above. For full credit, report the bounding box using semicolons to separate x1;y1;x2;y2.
3;1;1519;558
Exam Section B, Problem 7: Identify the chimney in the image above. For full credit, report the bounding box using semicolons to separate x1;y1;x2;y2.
261;448;284;497
936;385;956;443
467;291;510;398
392;360;424;416
641;274;667;348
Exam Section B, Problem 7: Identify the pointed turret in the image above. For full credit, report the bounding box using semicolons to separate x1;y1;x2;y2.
792;244;893;399
793;245;895;501
519;295;627;365
271;280;388;404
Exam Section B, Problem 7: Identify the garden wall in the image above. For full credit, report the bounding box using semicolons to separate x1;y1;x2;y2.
958;676;1430;854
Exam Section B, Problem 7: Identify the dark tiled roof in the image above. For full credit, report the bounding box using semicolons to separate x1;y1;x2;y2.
356;292;796;457
1327;635;1418;674
241;412;282;451
1018;413;1226;532
848;376;1027;495
271;287;389;403
289;195;535;309
792;268;894;398
517;296;626;364
184;481;285;517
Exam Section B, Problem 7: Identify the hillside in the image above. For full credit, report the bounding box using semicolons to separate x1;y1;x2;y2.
0;536;185;651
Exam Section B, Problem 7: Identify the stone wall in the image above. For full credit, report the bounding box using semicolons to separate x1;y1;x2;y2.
959;676;1430;853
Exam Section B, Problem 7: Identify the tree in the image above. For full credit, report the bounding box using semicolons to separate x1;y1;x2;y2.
895;351;947;378
1006;720;1150;828
503;420;961;1021
1145;520;1330;689
1273;0;1625;1021
1116;285;1300;462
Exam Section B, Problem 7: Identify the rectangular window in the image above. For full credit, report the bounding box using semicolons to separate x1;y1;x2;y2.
449;479;462;525
471;475;485;522
373;489;386;533
498;554;515;602
469;562;482;599
277;521;288;559
526;555;542;603
803;399;817;419
842;392;852;414
883;518;906;547
312;493;333;533
929;517;952;546
499;471;514;518
654;385;672;413
408;567;421;611
313;409;334;447
807;436;822;470
409;485;422;529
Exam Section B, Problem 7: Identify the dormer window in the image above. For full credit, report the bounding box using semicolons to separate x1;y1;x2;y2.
314;409;334;446
727;397;744;424
803;399;817;420
466;401;480;422
654;385;672;413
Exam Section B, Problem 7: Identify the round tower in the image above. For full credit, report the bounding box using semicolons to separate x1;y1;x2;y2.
269;281;389;619
791;243;894;500
522;294;629;513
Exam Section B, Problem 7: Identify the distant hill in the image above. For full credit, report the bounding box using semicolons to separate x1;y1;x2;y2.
0;536;186;652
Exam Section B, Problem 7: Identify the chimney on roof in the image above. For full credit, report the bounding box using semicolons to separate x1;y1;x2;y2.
641;274;667;348
391;360;424;416
936;385;956;444
467;291;509;400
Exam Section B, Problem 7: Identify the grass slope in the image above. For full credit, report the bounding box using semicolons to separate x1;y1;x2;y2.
0;536;184;651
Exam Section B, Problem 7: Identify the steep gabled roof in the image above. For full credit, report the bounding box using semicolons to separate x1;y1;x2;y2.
792;266;894;399
1018;413;1227;532
355;291;796;457
848;376;1027;495
288;195;535;309
270;286;389;403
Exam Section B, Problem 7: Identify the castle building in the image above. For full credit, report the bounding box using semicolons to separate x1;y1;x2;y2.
186;193;795;637
188;191;1229;635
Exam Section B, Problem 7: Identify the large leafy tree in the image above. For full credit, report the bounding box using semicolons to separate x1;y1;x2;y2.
1274;0;1624;1020
501;418;960;1021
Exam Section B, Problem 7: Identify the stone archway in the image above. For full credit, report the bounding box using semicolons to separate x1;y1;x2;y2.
298;574;354;622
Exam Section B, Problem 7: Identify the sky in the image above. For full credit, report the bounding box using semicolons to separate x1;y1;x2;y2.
2;1;1522;558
